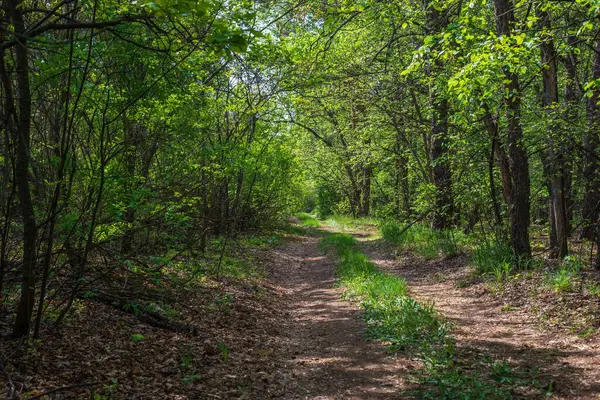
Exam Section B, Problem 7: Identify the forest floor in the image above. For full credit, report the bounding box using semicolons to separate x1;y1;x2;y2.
3;225;600;399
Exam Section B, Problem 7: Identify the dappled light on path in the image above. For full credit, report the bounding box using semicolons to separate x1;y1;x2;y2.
270;235;414;399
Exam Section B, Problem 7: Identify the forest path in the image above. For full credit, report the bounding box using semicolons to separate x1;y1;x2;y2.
269;232;411;399
357;235;600;400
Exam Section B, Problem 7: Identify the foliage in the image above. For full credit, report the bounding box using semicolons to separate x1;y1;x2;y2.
295;212;320;228
381;221;463;259
471;242;514;277
324;215;380;232
546;256;584;293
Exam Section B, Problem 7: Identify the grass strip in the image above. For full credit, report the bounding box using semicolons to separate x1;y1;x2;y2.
320;233;547;399
296;212;320;227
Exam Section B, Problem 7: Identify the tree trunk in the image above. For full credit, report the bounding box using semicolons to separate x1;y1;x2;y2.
8;0;38;338
344;164;361;218
425;1;453;230
582;38;600;243
562;35;580;232
539;9;568;259
359;165;371;217
494;0;532;260
430;97;453;229
489;136;503;226
121;114;137;254
395;130;410;220
483;107;512;209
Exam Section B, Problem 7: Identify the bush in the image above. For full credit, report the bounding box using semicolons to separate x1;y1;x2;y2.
547;268;575;293
315;184;339;219
545;255;584;293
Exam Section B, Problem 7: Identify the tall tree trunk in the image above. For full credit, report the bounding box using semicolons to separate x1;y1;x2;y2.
8;0;38;338
582;38;600;245
489;136;503;226
494;0;532;260
395;130;410;220
425;1;453;230
359;165;371;217
344;164;361;218
562;35;580;232
539;9;568;259
483;106;512;209
430;97;453;229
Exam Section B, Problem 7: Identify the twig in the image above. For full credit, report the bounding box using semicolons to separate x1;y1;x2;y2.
27;380;110;399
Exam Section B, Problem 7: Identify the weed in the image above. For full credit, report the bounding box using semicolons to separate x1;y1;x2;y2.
212;292;234;314
179;345;194;370
295;212;320;227
547;268;575;293
491;262;512;282
182;374;201;384
586;281;600;298
578;327;596;338
562;255;584;272
471;242;513;276
322;232;545;399
130;333;145;343
218;342;229;361
325;215;380;231
123;302;140;316
380;221;462;259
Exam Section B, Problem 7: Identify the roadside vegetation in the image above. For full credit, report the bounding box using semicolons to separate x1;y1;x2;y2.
379;219;600;338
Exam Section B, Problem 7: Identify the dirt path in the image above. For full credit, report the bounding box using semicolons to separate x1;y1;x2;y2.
358;237;600;400
269;234;413;399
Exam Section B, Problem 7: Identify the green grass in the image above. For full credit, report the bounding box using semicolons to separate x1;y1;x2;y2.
471;242;513;279
295;212;320;227
324;215;380;231
545;255;584;293
319;234;447;349
320;232;547;399
380;221;464;259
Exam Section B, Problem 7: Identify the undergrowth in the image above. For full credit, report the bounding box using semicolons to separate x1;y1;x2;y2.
380;221;465;258
296;212;320;228
471;242;514;280
320;233;548;399
325;215;380;232
545;255;584;293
